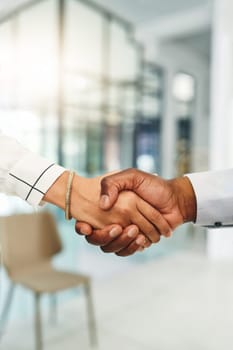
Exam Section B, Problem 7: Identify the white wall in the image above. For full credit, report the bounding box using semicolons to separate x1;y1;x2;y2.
144;39;210;178
207;0;233;260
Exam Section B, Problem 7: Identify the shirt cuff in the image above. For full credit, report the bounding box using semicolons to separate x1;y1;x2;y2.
186;170;233;226
7;153;66;206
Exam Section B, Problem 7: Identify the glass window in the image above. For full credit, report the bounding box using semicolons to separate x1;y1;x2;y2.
0;21;16;108
109;22;139;81
65;0;103;76
16;0;58;108
173;73;196;175
140;63;164;119
62;109;87;173
0;0;59;160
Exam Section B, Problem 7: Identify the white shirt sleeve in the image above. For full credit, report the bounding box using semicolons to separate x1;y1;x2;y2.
0;132;66;206
186;169;233;226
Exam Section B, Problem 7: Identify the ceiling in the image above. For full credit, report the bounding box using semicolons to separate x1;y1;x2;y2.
0;0;212;58
0;0;212;24
94;0;212;58
93;0;212;25
169;29;212;59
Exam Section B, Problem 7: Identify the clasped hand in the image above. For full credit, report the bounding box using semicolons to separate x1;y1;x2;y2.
70;173;172;256
74;169;196;256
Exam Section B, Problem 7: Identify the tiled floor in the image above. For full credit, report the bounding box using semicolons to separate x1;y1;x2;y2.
2;251;233;350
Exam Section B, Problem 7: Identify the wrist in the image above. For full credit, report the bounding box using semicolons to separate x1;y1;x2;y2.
43;170;69;210
169;176;197;223
69;174;103;225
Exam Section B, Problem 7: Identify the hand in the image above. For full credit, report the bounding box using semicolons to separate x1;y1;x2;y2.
99;168;197;231
75;222;151;257
71;174;172;241
44;171;171;241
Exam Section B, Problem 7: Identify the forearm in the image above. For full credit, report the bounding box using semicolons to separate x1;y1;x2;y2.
0;131;66;204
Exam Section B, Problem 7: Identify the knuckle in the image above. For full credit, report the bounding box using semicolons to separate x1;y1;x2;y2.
115;252;124;257
123;167;137;178
122;245;137;256
100;177;108;188
117;253;128;257
100;245;113;253
85;236;95;245
86;236;102;246
129;168;136;175
116;250;130;257
153;210;161;221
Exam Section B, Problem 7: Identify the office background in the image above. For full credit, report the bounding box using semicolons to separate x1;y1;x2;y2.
1;0;233;349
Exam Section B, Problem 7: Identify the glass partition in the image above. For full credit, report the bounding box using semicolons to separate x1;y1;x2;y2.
65;0;103;77
133;62;164;173
0;0;165;206
0;0;59;160
0;21;16;109
173;72;196;175
109;22;139;82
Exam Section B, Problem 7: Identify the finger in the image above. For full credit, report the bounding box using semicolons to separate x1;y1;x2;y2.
99;178;120;210
131;211;161;244
85;224;123;246
100;169;138;210
100;225;139;253
116;234;152;257
135;234;152;248
115;239;143;257
136;199;172;237
75;222;93;236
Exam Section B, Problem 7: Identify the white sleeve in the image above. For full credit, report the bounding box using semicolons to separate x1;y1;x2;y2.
0;132;66;206
186;169;233;226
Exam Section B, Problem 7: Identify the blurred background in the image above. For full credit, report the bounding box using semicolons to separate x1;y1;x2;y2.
1;0;233;349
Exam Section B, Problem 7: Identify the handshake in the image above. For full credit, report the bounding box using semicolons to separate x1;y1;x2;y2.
45;168;197;257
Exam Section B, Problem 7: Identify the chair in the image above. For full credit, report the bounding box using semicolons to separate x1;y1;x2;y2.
0;211;97;350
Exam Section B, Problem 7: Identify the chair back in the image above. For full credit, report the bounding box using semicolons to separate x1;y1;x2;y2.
0;211;62;277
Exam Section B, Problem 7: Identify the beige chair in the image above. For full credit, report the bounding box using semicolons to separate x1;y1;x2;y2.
0;211;97;350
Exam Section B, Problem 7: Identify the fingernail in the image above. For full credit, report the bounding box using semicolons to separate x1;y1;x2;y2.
100;195;110;208
127;227;138;238
136;236;146;246
109;227;121;238
80;229;89;236
137;247;144;252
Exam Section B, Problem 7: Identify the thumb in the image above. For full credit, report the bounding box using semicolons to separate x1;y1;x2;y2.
99;177;120;210
99;169;137;210
75;221;93;236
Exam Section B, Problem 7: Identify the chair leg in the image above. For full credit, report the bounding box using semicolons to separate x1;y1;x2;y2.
0;283;15;337
49;294;57;325
34;292;43;350
84;281;98;347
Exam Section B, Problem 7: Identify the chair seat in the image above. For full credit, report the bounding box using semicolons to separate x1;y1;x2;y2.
10;261;90;293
